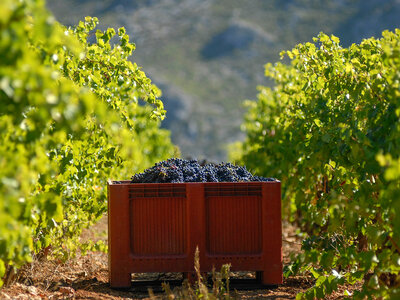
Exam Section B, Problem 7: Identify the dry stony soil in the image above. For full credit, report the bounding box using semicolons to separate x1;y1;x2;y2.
1;217;360;299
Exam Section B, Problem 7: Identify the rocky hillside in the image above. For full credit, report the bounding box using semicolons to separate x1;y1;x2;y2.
47;0;400;161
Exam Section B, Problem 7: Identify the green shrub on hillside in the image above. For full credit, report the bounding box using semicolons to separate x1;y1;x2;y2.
0;0;175;286
232;30;400;298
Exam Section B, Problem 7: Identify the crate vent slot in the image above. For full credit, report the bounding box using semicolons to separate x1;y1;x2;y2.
129;184;186;198
205;183;262;197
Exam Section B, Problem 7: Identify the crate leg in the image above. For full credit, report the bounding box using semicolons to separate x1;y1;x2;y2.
183;272;208;285
110;271;131;288
257;270;282;286
256;271;263;283
202;272;209;283
183;272;196;284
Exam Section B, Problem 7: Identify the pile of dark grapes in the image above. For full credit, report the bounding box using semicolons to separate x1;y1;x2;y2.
131;158;275;183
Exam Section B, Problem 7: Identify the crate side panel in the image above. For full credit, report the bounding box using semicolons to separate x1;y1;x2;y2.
261;181;283;284
206;196;262;255
129;197;186;255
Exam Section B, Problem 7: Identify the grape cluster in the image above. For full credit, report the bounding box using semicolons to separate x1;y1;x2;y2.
131;158;275;183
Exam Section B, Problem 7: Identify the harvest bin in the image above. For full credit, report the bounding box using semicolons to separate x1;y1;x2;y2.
107;180;282;288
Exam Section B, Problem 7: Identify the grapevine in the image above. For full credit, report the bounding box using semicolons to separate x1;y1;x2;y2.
0;0;175;286
232;30;400;299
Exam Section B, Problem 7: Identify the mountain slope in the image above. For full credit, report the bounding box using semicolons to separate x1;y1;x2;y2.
47;0;400;161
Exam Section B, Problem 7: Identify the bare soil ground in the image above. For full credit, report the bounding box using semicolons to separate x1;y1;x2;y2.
1;217;360;299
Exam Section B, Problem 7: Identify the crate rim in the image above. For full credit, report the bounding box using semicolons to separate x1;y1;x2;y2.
107;179;280;185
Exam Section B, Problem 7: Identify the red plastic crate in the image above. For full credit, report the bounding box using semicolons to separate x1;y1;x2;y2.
107;180;282;288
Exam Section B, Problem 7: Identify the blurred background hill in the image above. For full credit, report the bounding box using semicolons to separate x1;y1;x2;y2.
47;0;400;161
